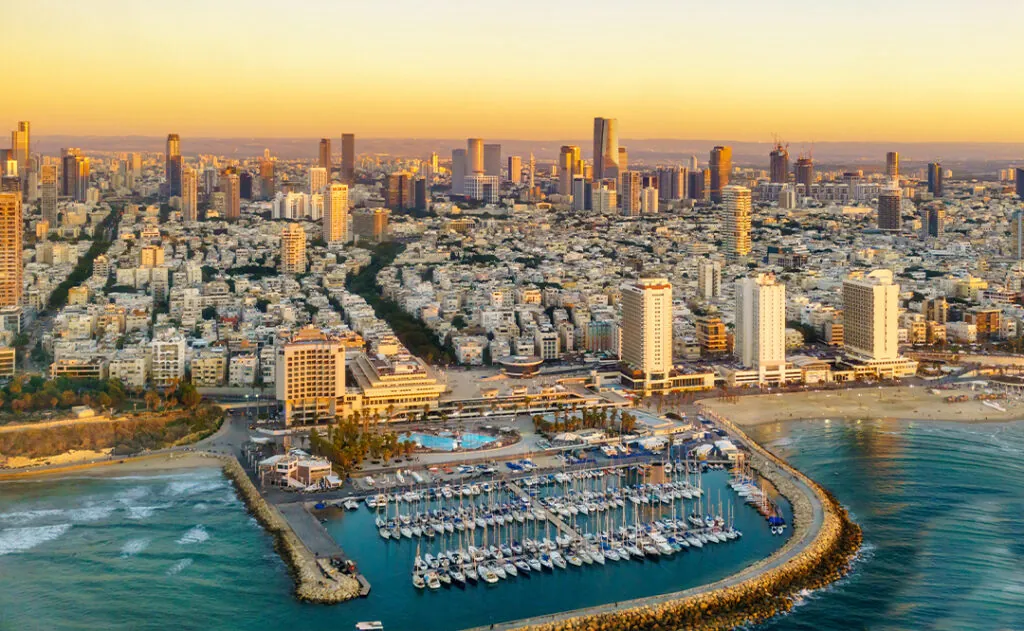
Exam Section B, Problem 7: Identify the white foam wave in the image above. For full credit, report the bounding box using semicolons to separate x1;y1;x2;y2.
120;537;151;557
0;524;72;556
126;505;166;520
0;509;65;526
166;558;193;575
68;505;116;523
116;486;150;502
193;503;208;512
177;525;209;545
166;480;225;496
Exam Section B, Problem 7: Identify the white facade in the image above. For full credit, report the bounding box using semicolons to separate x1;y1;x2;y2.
735;273;786;375
464;174;500;203
721;185;752;259
308;166;327;194
697;259;722;300
843;269;900;361
620;278;673;380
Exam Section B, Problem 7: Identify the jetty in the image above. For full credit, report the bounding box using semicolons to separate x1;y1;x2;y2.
505;480;581;538
280;503;371;597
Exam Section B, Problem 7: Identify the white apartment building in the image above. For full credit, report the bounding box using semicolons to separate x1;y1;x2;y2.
697;259;722;300
620;278;672;381
735;273;788;382
721;185;752;260
842;269;918;378
275;328;346;426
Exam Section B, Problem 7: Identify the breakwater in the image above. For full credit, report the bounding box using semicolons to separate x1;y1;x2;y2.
220;456;362;604
475;405;862;631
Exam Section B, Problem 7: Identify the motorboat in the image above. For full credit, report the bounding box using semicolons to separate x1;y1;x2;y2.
412;573;425;589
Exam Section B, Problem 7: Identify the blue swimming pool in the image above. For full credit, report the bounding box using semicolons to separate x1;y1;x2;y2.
406;431;497;451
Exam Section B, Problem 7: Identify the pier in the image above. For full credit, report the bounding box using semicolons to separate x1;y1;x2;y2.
279;503;371;597
504;480;581;539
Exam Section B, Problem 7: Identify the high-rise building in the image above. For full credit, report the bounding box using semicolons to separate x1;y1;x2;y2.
260;159;275;199
735;273;786;376
413;177;427;211
795;157;814;197
572;176;589;211
619;171;641;216
352;208;390;243
219;173;240;219
11;122;29;179
921;205;945;238
886;151;899;178
274;327;346;426
843;270;900;362
483;144;501;178
721;185;752;259
657;166;686;202
73;156;90;202
319;138;332;175
324;183;349;244
1013;210;1024;260
280;223;307;274
618;147;628;174
620;278;673;381
641;186;658;214
1015;167;1024;198
688;169;708;201
464;174;500;203
467;138;484;174
309;166;327;194
877;185;902;231
40;164;58;227
592;117;619;181
0;193;22;307
558;145;582;196
181;165;198;222
769;142;789;184
61;148;90;202
592;184;617;213
451;149;467;196
709;146;732;203
165;134;181;197
697;259;722;299
386;172;411;209
507;156;521;184
927;162;943;197
341;133;355;184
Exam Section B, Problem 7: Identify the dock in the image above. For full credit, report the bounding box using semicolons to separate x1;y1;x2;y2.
505;480;581;539
279;503;372;597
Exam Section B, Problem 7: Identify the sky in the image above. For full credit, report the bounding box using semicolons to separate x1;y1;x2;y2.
6;0;1024;142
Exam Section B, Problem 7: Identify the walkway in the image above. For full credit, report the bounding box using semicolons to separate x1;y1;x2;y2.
505;480;580;539
278;503;371;597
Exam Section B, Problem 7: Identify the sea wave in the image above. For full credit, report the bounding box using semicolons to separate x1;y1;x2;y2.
68;504;117;523
127;505;169;520
166;558;193;575
0;508;65;526
120;537;151;557
0;524;72;556
166;480;226;497
177;525;209;545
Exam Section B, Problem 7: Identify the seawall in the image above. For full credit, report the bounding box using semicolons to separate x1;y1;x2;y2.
468;404;862;631
219;457;362;604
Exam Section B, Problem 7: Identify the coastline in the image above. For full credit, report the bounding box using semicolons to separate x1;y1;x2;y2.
0;451;224;481
469;403;863;631
702;386;1024;426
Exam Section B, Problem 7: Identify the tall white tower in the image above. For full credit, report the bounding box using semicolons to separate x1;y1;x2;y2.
735;273;786;376
621;278;673;381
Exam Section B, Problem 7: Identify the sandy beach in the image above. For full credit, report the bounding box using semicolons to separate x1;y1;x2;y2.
701;386;1024;426
0;451;224;480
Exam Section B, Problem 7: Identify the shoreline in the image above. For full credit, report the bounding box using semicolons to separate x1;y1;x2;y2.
0;451;224;481
702;386;1024;427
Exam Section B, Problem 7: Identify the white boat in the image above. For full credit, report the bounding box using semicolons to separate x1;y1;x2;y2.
426;572;441;590
503;561;518;577
379;527;391;540
412;573;425;589
528;558;542;572
355;623;384;631
550;551;567;569
492;563;507;579
566;553;583;567
539;554;554;570
401;527;413;539
480;566;499;584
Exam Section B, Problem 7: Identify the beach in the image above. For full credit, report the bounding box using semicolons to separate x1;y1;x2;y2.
701;386;1024;426
0;451;224;480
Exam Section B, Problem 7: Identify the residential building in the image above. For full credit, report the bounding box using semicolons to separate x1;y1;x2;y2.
275;328;347;426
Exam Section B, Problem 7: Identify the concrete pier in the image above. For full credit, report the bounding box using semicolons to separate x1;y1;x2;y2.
505;480;581;539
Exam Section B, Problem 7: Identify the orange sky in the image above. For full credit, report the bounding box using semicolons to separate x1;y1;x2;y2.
6;0;1024;142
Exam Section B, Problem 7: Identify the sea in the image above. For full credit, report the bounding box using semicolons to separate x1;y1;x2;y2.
0;419;1021;631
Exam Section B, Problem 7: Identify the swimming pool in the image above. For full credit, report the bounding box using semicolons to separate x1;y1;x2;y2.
406;431;497;451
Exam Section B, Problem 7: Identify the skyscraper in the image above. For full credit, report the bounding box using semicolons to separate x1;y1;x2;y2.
319;138;332;175
721;185;752;259
886;151;899;178
260;159;275;199
0;193;22;307
620;278;673;382
843;270;900;361
620;171;641;216
688;169;708;201
181;165;198;223
592;117;619;181
341;134;355;184
309;166;327;194
280;223;307;274
618;147;628;174
324;183;349;244
927;162;943;197
467;138;484;174
1012;209;1024;260
451;149;467;196
40;164;57;227
166;134;182;197
558;145;582;196
1016;167;1024;198
657;166;686;202
221;173;240;219
73;155;90;202
61;148;81;197
709;146;732;203
11;122;29;178
274;328;346;426
921;205;945;238
507;156;522;184
795;156;814;197
877;185;902;231
483;144;502;178
769;142;789;184
697;259;721;299
734;273;786;377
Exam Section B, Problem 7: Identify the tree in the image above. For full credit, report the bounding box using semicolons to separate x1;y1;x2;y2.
144;390;160;411
202;306;218;320
178;382;201;409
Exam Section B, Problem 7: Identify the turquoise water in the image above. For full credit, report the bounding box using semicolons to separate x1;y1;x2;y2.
749;419;1024;631
0;467;788;630
407;431;497;451
4;420;1017;631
